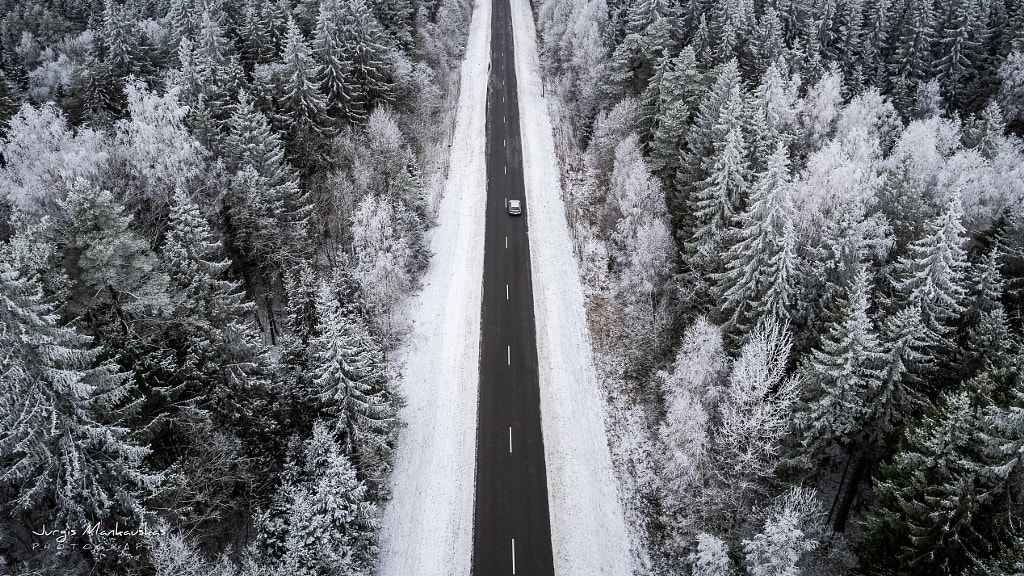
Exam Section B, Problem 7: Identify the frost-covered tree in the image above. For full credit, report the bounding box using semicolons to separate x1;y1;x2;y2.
742;486;826;576
278;17;333;154
0;103;109;223
660;317;729;510
893;193;969;363
0;260;155;557
314;0;359;121
690;532;735;576
668;319;799;543
716;144;797;337
351;193;413;339
714;320;799;527
607;135;675;371
260;421;378;576
114;81;208;229
311;279;395;488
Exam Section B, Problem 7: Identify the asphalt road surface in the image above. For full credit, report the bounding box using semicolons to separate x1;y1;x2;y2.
470;0;556;572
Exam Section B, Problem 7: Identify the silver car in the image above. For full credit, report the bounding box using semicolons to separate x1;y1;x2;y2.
508;199;522;215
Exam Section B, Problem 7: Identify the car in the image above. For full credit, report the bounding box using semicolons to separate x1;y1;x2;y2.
508;199;522;215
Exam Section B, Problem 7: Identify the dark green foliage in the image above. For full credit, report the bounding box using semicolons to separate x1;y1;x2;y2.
0;0;460;572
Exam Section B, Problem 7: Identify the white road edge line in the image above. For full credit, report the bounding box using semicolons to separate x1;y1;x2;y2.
511;538;516;574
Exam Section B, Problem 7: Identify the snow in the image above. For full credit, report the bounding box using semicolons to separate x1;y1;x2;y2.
379;0;631;571
509;0;634;572
375;0;489;571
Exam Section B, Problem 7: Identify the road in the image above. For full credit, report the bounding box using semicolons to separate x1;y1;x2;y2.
470;0;556;571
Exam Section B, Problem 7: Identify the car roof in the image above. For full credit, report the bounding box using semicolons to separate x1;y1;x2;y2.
509;199;521;205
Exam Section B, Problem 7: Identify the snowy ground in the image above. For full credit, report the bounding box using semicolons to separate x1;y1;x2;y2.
379;0;632;572
375;0;489;571
509;0;634;573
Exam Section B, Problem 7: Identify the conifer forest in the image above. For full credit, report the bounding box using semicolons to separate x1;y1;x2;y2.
0;0;1023;573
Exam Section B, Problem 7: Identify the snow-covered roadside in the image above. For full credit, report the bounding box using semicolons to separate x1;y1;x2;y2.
375;0;489;572
509;0;634;574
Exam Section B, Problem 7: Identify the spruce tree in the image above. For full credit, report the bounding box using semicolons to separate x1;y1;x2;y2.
798;268;887;461
935;0;986;108
890;0;935;93
0;261;155;556
858;391;1008;575
225;91;300;189
338;0;395;113
261;421;378;576
716;144;797;337
893;194;969;366
314;0;359;122
279;17;333;155
240;0;279;69
311;280;395;488
160;190;266;426
691;122;749;253
958;249;1013;379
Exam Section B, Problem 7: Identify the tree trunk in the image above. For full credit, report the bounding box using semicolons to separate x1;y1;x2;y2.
833;453;869;533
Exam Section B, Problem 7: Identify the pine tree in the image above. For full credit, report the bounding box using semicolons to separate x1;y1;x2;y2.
649;46;701;177
798;268;887;460
862;0;892;87
858;391;1006;575
890;0;935;90
167;0;197;45
279;17;333;154
935;0;986;108
314;0;359;122
57;180;172;335
893;194;969;363
716;144;797;337
261;421;378;576
679;59;742;197
958;249;1013;379
311;280;395;487
338;0;395;113
0;261;155;556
